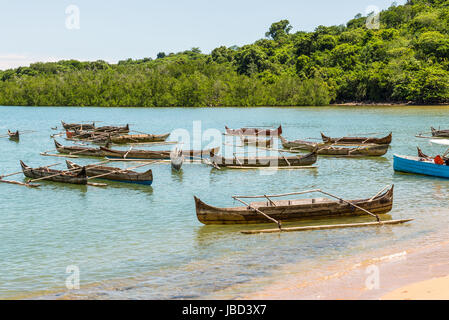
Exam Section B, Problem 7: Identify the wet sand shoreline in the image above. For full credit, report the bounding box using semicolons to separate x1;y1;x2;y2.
243;240;449;300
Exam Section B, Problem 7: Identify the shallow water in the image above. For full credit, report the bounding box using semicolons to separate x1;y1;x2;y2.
1;105;449;299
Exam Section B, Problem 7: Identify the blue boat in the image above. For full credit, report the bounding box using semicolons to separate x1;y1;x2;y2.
393;154;449;179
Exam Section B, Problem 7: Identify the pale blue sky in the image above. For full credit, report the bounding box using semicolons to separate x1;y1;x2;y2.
0;0;405;69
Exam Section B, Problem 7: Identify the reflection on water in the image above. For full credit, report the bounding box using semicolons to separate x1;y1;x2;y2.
1;105;449;299
99;180;154;196
170;168;184;182
24;178;89;194
193;214;394;247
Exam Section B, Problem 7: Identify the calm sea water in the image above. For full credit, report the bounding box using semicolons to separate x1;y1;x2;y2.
1;105;449;299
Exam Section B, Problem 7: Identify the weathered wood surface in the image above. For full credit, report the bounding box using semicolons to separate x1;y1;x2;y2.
194;185;394;225
61;121;95;130
320;132;392;145
280;136;389;156
220;165;318;170
54;140;106;157
100;146;220;160
225;125;282;136
94;124;129;133
431;127;449;138
110;133;170;144
8;130;19;140
210;151;317;168
21;161;88;185
66;160;153;184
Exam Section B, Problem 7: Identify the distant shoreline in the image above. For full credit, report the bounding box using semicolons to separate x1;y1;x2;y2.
1;103;449;108
332;102;449;107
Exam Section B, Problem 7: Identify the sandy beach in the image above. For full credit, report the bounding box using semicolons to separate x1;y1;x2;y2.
382;275;449;300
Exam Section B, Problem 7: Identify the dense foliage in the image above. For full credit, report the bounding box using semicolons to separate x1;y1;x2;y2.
1;0;449;107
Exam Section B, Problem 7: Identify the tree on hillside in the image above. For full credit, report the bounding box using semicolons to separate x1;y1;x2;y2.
265;20;292;41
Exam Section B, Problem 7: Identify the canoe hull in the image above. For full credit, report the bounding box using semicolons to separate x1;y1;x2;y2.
61;121;95;130
8;130;19;140
95;124;129;134
321;132;392;145
66;160;153;185
431;127;449;138
211;151;317;168
100;146;220;160
20;161;88;185
225;125;282;136
394;154;449;179
195;186;394;225
55;140;105;157
110;133;170;144
280;136;389;156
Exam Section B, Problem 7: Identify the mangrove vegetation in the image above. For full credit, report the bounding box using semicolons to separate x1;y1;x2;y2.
1;0;449;107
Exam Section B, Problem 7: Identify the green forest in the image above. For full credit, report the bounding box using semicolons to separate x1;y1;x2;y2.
1;0;449;107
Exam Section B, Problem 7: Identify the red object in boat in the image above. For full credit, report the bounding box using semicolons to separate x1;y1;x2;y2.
434;155;444;165
66;130;75;139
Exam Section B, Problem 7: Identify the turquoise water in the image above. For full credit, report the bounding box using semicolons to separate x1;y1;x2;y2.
1;105;449;299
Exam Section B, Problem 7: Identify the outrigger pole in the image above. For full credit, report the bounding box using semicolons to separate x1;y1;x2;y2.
0;162;62;188
242;219;413;234
235;185;413;234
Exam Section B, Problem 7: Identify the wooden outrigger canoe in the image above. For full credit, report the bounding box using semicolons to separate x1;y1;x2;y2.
95;124;130;134
66;160;153;185
109;133;170;144
280;136;389;157
431;127;449;138
194;185;394;225
100;146;220;160
69;129;109;140
209;151;317;169
65;129;93;140
20;160;88;185
241;136;274;148
225;125;282;136
55;140;106;157
321;132;392;145
8;130;19;140
61;121;95;130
